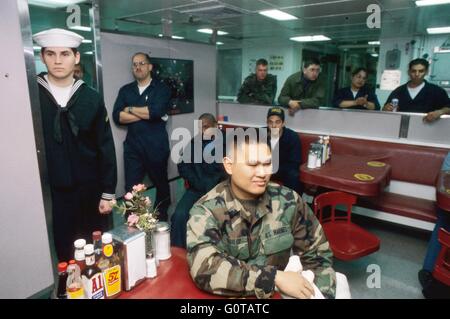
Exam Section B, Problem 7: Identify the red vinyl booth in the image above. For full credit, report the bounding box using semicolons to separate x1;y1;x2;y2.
300;133;448;224
221;123;448;225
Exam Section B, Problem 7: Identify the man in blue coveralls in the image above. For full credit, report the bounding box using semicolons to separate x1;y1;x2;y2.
113;52;171;221
171;113;227;248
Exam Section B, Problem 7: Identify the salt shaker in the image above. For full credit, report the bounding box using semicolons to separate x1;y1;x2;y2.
146;252;157;278
307;150;317;169
315;151;322;168
154;222;172;261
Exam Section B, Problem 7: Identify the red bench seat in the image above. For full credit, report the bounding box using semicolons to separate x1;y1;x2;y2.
357;192;437;223
299;133;447;226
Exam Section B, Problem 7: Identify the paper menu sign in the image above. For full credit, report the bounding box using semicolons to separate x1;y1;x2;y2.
380;70;402;90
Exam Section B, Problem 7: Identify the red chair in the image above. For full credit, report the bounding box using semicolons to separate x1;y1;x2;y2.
432;228;450;286
313;191;380;261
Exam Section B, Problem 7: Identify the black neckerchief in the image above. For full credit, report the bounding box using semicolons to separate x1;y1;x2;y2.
37;73;84;143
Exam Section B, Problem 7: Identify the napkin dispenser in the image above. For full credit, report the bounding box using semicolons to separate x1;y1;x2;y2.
109;225;146;291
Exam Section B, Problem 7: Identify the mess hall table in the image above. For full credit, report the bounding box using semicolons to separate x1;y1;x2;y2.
300;154;392;197
119;247;281;299
436;170;450;212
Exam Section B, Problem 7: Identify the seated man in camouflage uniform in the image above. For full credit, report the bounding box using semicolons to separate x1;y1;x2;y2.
237;58;277;105
186;129;338;299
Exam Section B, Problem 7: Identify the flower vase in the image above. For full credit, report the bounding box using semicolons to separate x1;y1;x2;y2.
145;230;156;258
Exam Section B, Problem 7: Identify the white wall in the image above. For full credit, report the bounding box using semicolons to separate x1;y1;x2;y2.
101;32;217;196
0;0;54;298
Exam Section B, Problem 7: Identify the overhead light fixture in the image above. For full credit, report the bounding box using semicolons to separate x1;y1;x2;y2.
83;51;94;55
28;0;86;8
82;39;92;44
371;53;379;57
179;4;226;14
33;46;41;51
368;41;380;45
158;34;163;37
171;35;184;40
69;26;92;32
259;9;298;21
427;26;450;34
415;0;450;7
197;28;228;35
290;35;331;42
216;42;224;45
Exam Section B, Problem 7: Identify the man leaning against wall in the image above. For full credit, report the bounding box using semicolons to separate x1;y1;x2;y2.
237;58;277;106
278;57;325;116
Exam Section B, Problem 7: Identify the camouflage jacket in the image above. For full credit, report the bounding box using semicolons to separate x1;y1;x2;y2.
277;71;325;108
186;180;336;299
237;74;277;105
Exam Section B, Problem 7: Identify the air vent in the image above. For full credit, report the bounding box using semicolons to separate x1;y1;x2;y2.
118;17;161;26
440;37;450;50
176;2;247;20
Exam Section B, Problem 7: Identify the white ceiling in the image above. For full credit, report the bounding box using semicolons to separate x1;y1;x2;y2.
29;0;450;47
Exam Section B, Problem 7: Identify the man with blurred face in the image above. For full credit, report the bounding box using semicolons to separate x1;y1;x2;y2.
171;113;226;248
266;107;302;195
278;57;325;115
237;58;277;105
383;58;450;123
34;28;117;261
113;52;172;221
186;129;340;299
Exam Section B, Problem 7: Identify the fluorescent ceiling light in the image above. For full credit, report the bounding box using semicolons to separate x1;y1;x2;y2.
427;26;450;34
33;46;41;51
171;35;184;40
179;4;226;14
69;25;92;32
368;41;380;45
83;51;94;55
82;39;92;43
158;34;163;37
259;9;298;21
290;35;331;42
28;0;85;8
416;0;450;7
216;42;224;45
197;28;228;35
371;53;379;57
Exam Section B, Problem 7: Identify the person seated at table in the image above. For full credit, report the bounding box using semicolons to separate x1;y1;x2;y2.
418;152;450;293
382;58;450;123
266;107;303;195
171;113;227;248
186;129;346;299
237;58;277;105
332;67;380;110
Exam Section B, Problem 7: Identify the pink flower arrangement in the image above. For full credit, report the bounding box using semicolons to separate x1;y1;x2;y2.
110;184;159;232
127;214;139;227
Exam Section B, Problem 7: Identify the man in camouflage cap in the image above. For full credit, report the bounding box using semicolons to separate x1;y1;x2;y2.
186;129;337;299
237;58;277;105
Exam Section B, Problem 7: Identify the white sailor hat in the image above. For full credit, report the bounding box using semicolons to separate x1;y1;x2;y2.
32;28;84;48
